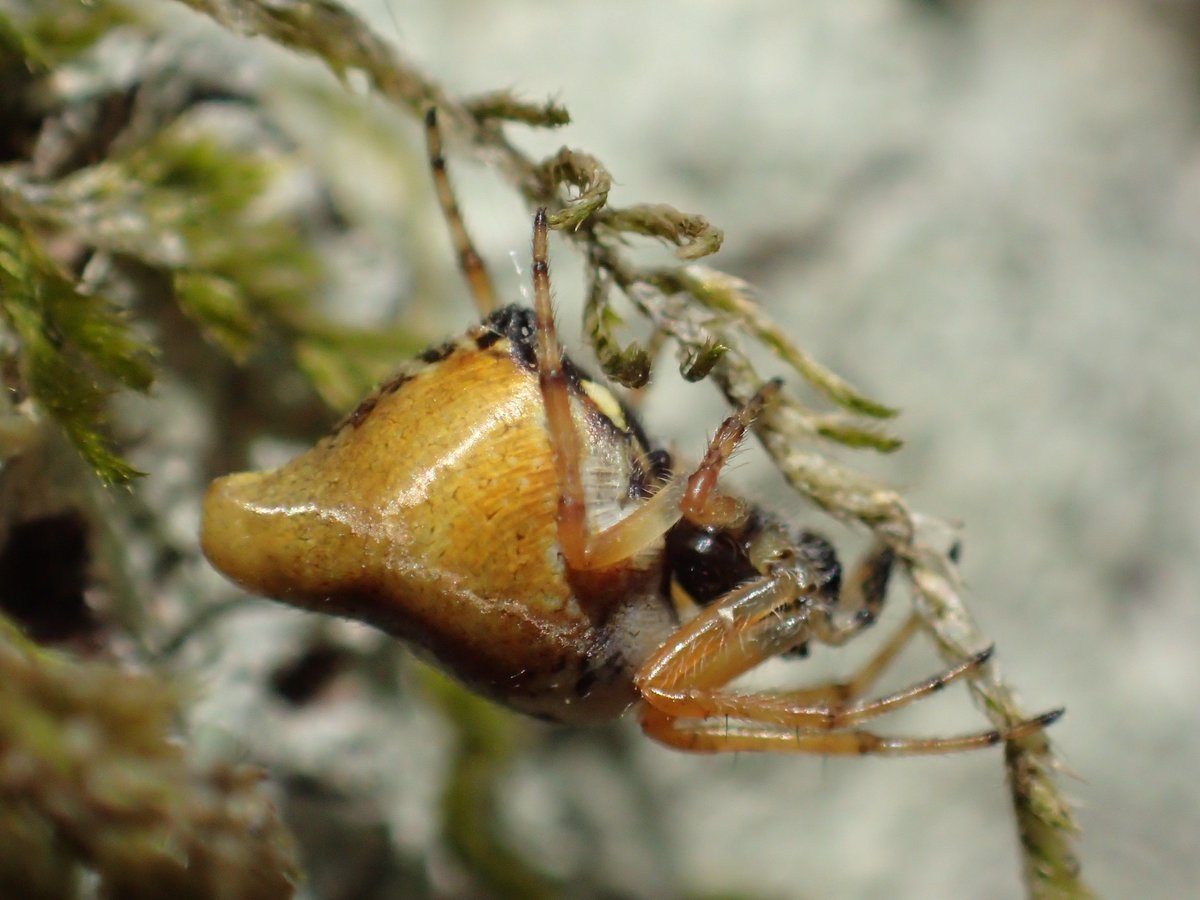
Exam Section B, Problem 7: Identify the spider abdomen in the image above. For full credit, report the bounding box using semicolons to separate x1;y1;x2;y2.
202;309;675;723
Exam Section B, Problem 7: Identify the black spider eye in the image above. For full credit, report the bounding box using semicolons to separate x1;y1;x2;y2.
666;521;757;606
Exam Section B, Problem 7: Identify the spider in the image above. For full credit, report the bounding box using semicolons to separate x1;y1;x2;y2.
200;109;1061;755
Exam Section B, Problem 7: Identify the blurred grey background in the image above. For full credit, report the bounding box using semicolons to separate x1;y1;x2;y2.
171;1;1200;897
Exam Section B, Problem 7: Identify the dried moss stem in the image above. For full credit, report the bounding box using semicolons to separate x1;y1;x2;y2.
717;362;1089;898
909;552;1090;900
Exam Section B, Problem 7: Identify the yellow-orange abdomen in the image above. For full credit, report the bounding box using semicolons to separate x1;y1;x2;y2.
201;322;670;721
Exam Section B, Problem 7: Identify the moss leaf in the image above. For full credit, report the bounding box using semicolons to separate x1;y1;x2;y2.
0;221;155;483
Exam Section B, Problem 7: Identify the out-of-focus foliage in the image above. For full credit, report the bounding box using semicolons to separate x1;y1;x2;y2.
0;0;394;894
0;615;299;900
0;221;155;483
0;0;417;483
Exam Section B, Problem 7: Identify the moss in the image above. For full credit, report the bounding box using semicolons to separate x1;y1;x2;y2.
0;218;156;484
0;615;299;898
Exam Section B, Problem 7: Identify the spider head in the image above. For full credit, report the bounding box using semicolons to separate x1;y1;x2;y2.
665;513;848;610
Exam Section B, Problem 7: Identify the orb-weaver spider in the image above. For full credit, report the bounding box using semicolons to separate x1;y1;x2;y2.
201;109;1061;754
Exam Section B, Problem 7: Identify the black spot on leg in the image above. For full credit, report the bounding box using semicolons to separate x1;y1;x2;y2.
458;247;485;277
1037;708;1065;729
425;109;446;170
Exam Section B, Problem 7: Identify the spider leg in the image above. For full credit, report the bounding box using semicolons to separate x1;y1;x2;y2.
424;107;497;316
680;379;780;528
640;705;1063;755
532;236;786;571
646;640;993;728
782;613;923;708
635;570;1063;755
530;210;687;570
638;573;810;693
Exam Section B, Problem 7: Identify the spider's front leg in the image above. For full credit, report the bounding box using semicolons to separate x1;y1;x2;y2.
638;388;1062;753
530;208;683;570
634;564;1062;755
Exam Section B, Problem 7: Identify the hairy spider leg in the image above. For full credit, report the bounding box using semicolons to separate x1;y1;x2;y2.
529;215;784;572
634;569;1063;754
640;703;1063;755
793;612;925;708
424;107;497;315
679;378;781;528
529;208;686;570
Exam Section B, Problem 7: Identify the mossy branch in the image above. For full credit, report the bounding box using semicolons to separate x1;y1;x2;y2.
909;553;1090;900
171;0;881;426
717;358;1088;898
